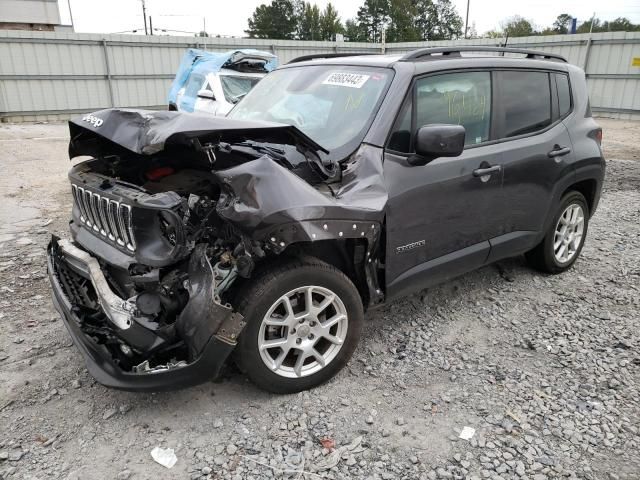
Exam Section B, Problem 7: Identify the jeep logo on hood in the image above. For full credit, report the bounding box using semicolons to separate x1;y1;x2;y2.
82;114;103;128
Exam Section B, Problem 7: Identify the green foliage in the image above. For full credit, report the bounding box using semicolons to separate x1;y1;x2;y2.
320;3;344;41
355;0;390;43
576;18;601;34
345;18;365;41
500;15;534;37
601;17;640;32
246;1;640;43
349;0;462;43
246;0;298;39
386;0;420;42
552;13;573;34
247;0;344;41
298;2;322;40
414;0;463;41
489;14;640;38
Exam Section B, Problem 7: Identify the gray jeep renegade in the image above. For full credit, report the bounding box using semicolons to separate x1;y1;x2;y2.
47;47;605;393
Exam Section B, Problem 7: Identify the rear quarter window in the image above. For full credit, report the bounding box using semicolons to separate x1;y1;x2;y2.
555;73;572;117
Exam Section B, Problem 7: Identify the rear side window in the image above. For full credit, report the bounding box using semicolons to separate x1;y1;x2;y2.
498;71;551;138
555;73;571;117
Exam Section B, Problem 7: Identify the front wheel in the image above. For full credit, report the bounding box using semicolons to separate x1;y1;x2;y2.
234;258;364;394
526;191;590;273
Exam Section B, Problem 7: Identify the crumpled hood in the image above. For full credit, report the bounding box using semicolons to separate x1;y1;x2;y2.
68;108;327;158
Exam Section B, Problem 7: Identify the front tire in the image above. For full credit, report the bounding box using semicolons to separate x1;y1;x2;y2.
526;191;589;273
234;257;364;394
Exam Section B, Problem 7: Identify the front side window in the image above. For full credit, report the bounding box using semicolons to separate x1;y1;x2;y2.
184;73;206;99
499;71;552;137
229;66;393;159
387;71;492;153
220;75;261;104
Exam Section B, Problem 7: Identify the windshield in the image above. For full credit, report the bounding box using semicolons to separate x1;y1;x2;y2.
220;75;261;104
229;66;393;158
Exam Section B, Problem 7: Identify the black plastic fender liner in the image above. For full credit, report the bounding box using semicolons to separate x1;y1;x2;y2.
175;244;245;361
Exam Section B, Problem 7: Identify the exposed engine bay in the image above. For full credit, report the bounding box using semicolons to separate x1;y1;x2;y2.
48;108;387;385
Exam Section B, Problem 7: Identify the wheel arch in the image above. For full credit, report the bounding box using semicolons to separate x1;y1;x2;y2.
283;239;371;307
561;178;597;216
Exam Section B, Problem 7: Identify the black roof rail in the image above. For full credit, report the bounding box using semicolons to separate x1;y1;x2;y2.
287;52;378;64
400;46;567;63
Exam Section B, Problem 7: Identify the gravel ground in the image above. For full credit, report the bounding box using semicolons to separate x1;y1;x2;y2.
0;118;638;480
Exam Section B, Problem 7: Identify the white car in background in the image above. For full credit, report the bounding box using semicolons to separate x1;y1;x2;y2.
177;68;264;116
169;50;276;116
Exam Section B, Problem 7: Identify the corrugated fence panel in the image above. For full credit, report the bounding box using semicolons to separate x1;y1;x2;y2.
0;30;639;121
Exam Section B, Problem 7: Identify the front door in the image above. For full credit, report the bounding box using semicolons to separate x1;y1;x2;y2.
384;70;505;299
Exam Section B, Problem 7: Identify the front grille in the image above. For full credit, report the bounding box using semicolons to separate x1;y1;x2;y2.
71;184;136;251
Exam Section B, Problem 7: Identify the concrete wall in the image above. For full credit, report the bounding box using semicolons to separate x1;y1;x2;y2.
0;30;638;122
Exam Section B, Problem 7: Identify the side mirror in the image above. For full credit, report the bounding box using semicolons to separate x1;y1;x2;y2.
409;124;466;166
197;89;215;100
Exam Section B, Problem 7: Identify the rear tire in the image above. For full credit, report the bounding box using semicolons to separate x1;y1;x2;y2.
525;191;589;273
234;257;364;394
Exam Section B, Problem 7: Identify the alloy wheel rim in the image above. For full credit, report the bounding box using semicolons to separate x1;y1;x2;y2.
553;203;585;264
258;285;348;378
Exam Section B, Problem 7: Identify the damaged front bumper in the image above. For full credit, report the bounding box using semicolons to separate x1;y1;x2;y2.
47;236;244;391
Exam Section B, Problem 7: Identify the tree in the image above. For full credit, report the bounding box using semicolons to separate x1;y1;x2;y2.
484;29;502;38
355;0;390;42
576;16;639;33
345;18;365;41
576;17;601;33
414;0;463;40
246;0;297;39
552;13;572;34
500;15;535;37
319;2;344;40
386;0;420;42
602;17;640;32
298;2;322;40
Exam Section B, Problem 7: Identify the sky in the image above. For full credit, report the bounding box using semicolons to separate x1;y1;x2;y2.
57;0;640;37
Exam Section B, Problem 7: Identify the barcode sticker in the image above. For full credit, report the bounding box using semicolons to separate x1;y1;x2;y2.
323;72;370;88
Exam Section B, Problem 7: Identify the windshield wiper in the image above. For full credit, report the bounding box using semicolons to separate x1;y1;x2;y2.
229;92;248;104
231;141;294;168
230;140;338;183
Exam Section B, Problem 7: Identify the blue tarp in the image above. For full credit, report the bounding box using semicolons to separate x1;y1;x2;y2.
167;49;278;112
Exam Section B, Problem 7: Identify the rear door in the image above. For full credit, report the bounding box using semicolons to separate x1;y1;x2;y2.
486;69;576;261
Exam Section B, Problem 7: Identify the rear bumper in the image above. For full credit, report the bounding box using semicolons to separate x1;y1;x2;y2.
47;238;236;392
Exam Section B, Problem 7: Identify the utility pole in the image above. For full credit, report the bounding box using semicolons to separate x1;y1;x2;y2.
141;0;148;35
149;16;153;35
464;0;470;39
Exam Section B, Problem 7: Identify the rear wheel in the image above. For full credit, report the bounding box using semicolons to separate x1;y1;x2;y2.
234;258;363;394
526;191;589;273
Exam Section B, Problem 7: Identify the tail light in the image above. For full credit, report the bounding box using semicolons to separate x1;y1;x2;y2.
595;129;603;146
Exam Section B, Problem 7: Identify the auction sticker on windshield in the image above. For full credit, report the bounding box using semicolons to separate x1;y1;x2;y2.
323;72;370;88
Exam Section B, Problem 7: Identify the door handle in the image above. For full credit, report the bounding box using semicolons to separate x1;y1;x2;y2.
473;165;501;177
548;146;571;158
